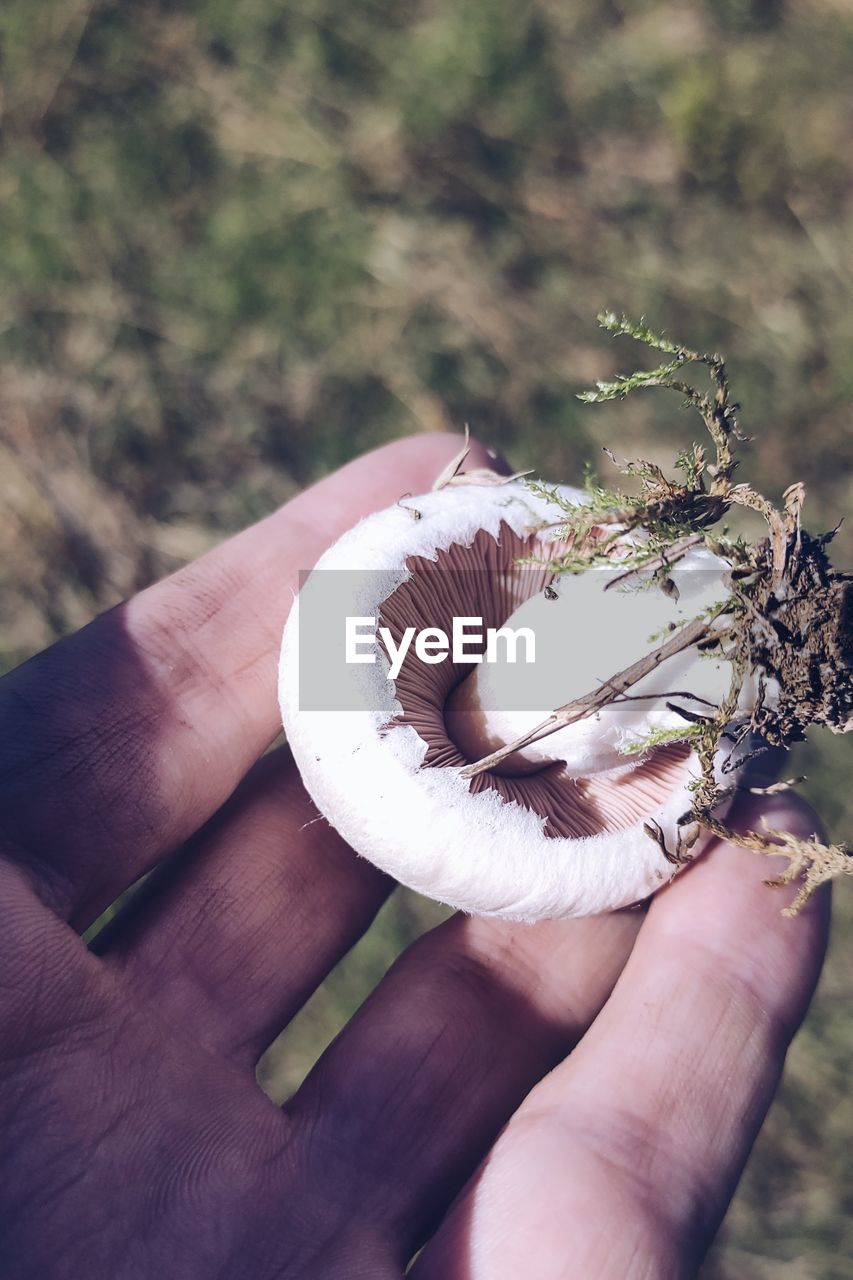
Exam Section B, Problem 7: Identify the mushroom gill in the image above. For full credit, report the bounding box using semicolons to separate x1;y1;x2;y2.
379;524;692;840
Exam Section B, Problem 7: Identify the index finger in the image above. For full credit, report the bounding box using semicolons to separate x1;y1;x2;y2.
0;433;494;926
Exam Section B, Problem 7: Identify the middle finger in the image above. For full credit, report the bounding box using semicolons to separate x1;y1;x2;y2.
281;904;641;1258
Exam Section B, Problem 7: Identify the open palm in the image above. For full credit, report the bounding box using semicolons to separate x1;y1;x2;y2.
0;434;828;1279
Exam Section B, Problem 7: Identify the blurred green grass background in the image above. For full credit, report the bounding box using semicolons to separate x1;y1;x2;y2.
1;1;851;1274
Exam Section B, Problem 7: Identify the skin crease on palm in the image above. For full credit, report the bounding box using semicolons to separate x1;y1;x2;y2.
0;432;831;1280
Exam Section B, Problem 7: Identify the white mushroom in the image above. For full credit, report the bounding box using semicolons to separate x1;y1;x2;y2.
278;478;750;921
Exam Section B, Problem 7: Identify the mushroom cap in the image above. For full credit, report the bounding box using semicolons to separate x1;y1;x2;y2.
279;480;739;921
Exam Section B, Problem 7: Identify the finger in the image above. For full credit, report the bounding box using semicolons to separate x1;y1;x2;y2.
414;795;829;1279
0;433;498;927
281;905;643;1260
94;746;393;1066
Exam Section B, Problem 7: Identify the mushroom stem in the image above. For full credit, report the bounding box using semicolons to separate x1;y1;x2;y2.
459;612;718;779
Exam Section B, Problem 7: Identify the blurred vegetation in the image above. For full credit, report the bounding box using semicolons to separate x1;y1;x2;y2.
1;0;852;1274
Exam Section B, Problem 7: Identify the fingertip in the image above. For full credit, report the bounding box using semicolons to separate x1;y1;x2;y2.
704;789;832;929
351;429;506;475
650;788;832;1030
291;430;512;530
386;430;514;481
480;443;515;475
726;788;827;846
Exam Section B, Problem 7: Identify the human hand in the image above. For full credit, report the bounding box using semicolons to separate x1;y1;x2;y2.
0;433;829;1278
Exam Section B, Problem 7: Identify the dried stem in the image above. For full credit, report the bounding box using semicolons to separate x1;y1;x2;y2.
459;612;718;779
